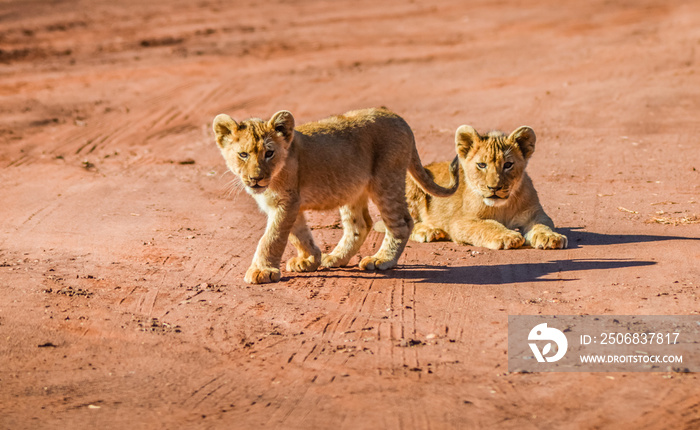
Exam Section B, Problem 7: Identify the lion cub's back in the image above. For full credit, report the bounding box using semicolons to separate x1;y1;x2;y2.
296;108;415;210
297;107;410;140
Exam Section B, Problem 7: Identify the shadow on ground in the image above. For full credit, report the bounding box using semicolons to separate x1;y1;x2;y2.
297;258;656;285
559;227;700;249
401;258;657;285
284;227;700;284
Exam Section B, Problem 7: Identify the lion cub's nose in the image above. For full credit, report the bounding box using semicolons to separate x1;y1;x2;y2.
487;185;502;191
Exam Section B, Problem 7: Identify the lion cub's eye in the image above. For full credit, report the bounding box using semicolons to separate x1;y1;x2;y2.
265;150;274;159
503;162;514;170
476;162;487;169
238;152;249;160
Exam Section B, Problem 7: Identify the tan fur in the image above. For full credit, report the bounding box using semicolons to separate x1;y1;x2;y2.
403;125;567;250
213;107;458;284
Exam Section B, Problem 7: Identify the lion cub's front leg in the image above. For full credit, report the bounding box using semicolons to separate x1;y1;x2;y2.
246;203;299;284
449;218;524;250
523;221;567;249
525;225;567;249
519;211;568;249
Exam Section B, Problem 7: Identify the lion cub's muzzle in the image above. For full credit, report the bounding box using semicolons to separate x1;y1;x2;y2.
243;174;269;193
482;185;510;206
484;185;509;199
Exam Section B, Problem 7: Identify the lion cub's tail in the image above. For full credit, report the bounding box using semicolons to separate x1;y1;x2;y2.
408;147;459;197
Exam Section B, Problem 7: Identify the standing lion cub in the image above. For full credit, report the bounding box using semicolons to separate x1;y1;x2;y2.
403;125;567;250
213;107;459;284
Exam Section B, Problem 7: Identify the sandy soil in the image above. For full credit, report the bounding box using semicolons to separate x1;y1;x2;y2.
1;0;699;428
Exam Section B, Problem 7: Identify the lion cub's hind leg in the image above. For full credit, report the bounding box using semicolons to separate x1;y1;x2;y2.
410;222;450;243
322;197;372;268
360;182;413;271
286;212;323;272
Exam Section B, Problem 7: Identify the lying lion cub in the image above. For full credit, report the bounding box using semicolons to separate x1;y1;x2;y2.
403;125;567;250
213;108;459;284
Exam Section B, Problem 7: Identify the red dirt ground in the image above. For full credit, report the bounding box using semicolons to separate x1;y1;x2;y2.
1;0;699;428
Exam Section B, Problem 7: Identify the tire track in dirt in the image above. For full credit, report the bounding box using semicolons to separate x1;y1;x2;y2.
272;266;434;401
181;373;237;410
401;275;426;376
133;272;164;318
215;268;388;418
7;153;29;167
17;202;60;232
41;79;212;163
206;243;255;287
260;366;321;427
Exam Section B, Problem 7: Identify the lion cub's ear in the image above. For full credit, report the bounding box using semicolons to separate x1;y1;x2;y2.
508;126;536;160
268;110;295;143
455;125;480;158
213;114;239;148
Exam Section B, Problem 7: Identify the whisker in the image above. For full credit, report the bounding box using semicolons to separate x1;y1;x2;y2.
223;176;245;201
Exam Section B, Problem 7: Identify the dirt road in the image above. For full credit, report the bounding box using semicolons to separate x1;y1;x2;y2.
1;0;699;428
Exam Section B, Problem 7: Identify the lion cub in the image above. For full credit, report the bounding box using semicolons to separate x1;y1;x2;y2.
213;108;458;284
404;125;567;250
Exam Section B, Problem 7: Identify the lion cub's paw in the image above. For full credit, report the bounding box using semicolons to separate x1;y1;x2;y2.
530;231;568;249
486;230;525;250
244;266;281;284
286;255;321;272
321;253;350;268
358;256;396;271
410;223;449;243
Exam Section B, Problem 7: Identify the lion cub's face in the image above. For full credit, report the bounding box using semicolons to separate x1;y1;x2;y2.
213;111;295;194
455;125;536;207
